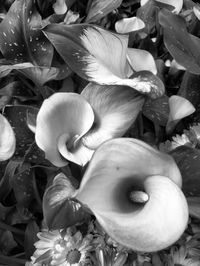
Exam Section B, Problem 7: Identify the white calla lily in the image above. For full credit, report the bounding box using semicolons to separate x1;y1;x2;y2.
76;138;188;252
35;93;94;167
115;17;145;34
140;0;183;14
0;114;16;161
35;85;145;166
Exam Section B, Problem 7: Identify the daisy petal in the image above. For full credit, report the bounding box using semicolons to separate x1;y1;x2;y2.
81;83;145;149
127;48;157;75
35;93;94;166
0;114;16;161
115;17;145;34
76;138;188;252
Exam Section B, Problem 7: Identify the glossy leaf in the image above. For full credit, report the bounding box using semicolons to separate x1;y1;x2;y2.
86;0;122;23
170;146;200;197
81;83;145;149
0;114;16;161
43;173;89;229
0;0;53;67
159;9;200;74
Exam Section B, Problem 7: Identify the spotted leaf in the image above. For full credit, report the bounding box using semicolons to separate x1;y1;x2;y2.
0;0;53;67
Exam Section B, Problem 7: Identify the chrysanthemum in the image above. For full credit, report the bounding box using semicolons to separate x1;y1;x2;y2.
167;246;200;266
30;228;93;266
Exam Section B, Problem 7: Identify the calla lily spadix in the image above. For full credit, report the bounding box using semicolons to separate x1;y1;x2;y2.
35;84;144;166
76;138;188;252
0;114;16;161
44;23;165;99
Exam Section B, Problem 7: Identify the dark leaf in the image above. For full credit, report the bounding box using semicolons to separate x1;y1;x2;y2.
43;173;89;229
143;95;169;126
10;163;35;208
0;0;53;67
170;146;200;197
24;220;39;258
86;0;122;23
187;197;200;219
159;9;200;74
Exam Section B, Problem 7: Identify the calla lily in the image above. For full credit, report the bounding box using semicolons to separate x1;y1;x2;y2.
53;0;68;15
140;0;183;14
166;95;196;134
35;85;144;166
127;48;157;75
0;113;16;161
44;23;165;99
76;138;188;252
115;17;145;34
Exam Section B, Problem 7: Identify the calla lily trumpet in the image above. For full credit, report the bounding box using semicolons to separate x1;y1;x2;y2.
0;114;16;161
75;138;188;252
35;84;144;166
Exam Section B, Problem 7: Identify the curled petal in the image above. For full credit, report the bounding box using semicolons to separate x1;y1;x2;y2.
127;48;157;75
115;17;145;34
35;93;94;166
166;96;195;134
81;83;145;149
0;114;16;161
76;139;188;252
141;0;183;14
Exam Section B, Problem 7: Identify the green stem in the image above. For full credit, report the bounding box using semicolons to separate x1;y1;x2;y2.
0;221;24;235
0;255;26;265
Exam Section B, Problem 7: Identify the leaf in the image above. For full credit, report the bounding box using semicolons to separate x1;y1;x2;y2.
170;146;200;197
143;95;169;126
43;173;89;229
10;164;35;208
0;61;33;78
24;220;39;258
0;0;53;67
159;9;200;74
44;24;164;98
187;197;200;219
86;0;122;23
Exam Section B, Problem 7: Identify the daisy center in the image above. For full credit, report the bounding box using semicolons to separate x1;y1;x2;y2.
66;249;81;264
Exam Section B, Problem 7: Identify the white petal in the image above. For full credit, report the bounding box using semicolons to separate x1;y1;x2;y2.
140;0;183;14
0;114;16;161
76;138;188;252
53;0;67;15
81;83;145;149
35;93;94;167
115;17;145;34
127;48;157;75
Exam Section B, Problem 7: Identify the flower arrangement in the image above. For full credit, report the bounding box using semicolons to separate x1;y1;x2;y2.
0;0;200;265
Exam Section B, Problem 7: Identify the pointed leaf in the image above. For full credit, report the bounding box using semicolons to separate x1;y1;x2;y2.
0;114;16;161
159;9;200;74
0;0;53;66
143;95;169;126
81;83;145;149
0;62;33;78
24;220;39;258
86;0;122;23
127;48;157;75
76;138;188;252
170;146;200;197
43;173;89;229
35;93;94;167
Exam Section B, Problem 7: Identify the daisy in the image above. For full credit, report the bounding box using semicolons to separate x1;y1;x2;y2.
30;228;93;266
167;246;200;266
